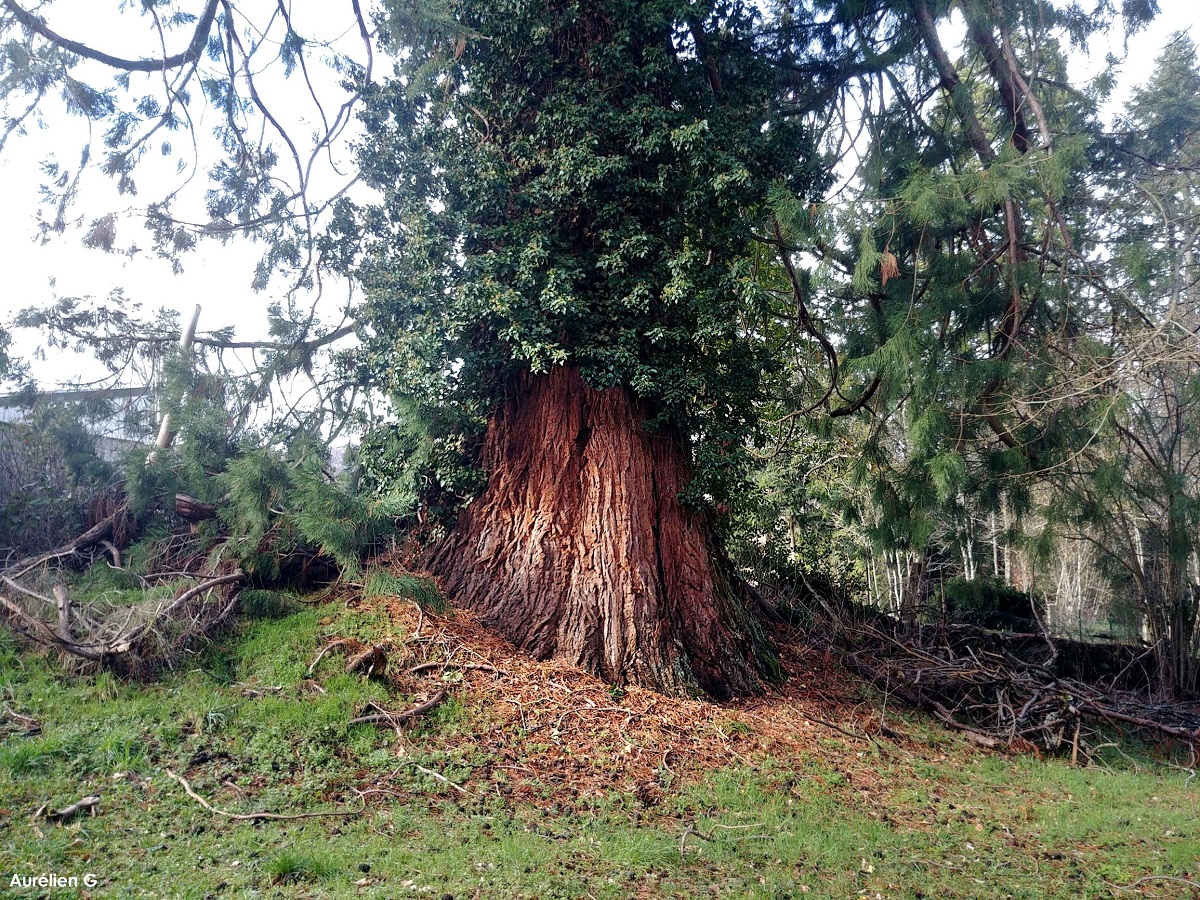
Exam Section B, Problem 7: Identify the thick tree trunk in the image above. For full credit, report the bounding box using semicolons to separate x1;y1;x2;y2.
426;365;774;699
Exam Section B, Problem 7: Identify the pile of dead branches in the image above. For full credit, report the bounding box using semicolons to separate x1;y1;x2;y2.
837;619;1200;759
0;509;245;677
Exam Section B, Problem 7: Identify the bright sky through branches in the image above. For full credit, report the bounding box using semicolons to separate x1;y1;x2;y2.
0;0;1195;389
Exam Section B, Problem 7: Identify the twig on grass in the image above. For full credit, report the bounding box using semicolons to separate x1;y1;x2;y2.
307;639;349;675
399;759;470;795
805;714;876;744
3;705;41;734
409;661;506;677
165;770;365;822
679;821;767;858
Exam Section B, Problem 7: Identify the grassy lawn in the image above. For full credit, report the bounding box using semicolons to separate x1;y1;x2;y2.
1;598;1196;899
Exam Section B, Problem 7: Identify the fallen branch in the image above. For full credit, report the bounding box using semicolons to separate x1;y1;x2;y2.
349;689;447;726
838;622;1200;755
680;821;767;858
1078;699;1200;744
165;770;365;822
0;591;105;662
928;700;1004;749
2;513;117;579
804;714;876;744
680;822;705;858
1;569;245;672
156;572;246;620
2;706;41;734
35;795;101;823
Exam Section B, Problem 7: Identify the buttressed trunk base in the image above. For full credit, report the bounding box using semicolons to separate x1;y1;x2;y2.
427;365;772;699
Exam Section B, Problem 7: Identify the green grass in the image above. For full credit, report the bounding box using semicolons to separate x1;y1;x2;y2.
0;600;1196;899
265;848;339;884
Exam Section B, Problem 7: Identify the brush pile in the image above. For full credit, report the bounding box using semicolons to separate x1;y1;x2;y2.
0;508;245;676
838;618;1200;757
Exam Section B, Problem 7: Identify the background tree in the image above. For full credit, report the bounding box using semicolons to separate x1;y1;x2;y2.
756;0;1159;615
1045;35;1200;697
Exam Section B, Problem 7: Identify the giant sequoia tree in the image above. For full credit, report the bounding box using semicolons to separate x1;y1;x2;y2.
350;0;822;697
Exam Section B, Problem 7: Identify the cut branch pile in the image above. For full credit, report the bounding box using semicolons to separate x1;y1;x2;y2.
839;621;1200;757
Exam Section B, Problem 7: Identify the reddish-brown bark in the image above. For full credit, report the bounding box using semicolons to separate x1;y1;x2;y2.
426;365;772;698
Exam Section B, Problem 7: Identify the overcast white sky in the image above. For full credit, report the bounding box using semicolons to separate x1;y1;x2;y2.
0;0;1196;389
0;0;375;389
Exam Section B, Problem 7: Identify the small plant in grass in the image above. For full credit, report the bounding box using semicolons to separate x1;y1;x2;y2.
92;730;147;773
365;568;446;612
722;719;752;737
265;849;338;884
89;670;122;702
201;700;233;734
239;588;296;619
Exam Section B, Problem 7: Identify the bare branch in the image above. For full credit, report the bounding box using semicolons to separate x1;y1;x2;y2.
3;0;219;73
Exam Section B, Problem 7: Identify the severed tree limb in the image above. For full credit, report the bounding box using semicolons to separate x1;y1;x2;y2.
149;305;201;462
0;590;105;661
53;584;70;639
1;570;244;664
165;770;365;822
174;494;217;522
2;513;116;579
